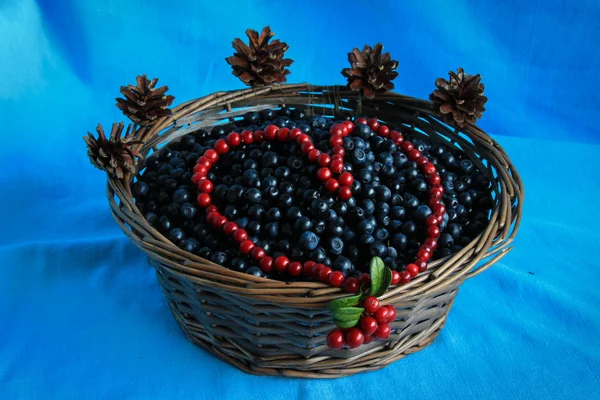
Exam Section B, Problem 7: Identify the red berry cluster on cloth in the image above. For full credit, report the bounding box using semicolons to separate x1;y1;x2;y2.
192;118;445;292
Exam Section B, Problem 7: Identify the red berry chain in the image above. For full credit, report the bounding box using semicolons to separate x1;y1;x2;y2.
192;117;445;289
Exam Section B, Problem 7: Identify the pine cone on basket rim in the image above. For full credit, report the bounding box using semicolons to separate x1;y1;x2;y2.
84;122;142;179
341;43;399;99
430;68;488;128
116;75;175;127
225;26;293;87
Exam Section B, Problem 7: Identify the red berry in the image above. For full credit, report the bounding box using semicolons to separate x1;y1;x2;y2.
301;141;315;153
329;124;344;137
303;261;316;277
227;132;241;147
319;267;333;283
317;153;331;167
288;128;302;140
240;130;254;144
374;323;391;339
205;204;218;213
378;125;390;137
288;261;303;277
192;170;207;183
424;238;438;249
408;149;421;161
196;156;211;167
367;118;380;131
363;296;380;313
386;305;397;322
391;270;401;285
425;215;439;227
205;211;219;224
406;263;419;277
197;179;213;193
355;117;367;125
339;172;354;186
317;167;332;181
343;277;359;293
277;127;290;141
417;248;432;261
401;141;414;153
204;149;218;163
428;226;441;238
329;271;345;287
251;246;266;261
330;159;344;174
415;258;428;273
311;263;326;280
264;125;278;140
232;229;248;243
360;316;378;335
222;221;238;235
430;173;442;185
212;215;227;229
423;162;436;175
416;157;428;167
326;330;345;349
390;130;404;145
324;178;340;192
196;193;211;207
332;145;345;156
329;134;343;147
359;273;371;284
399;270;411;284
343;120;354;133
214;139;229;155
432;203;446;214
308;148;321;162
363;334;374;344
338;186;352;201
274;256;290;273
332;154;344;160
253;131;263;143
259;256;273;273
239;240;255;255
296;133;311;144
346;327;365;349
374;307;389;324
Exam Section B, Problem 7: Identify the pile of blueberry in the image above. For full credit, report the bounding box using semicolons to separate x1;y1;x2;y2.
132;106;493;280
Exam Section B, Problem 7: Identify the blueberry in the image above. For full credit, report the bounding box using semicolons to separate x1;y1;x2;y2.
360;234;375;245
132;181;150;198
386;246;398;259
460;159;474;173
158;216;172;231
351;149;367;165
369;242;387;257
375;202;390;217
403;193;419;209
438;233;454;248
348;206;365;222
375;185;392;202
329;237;344;255
247;221;261;235
246;266;265;277
226;185;244;203
180;203;197;219
262;151;279;168
294;216;313;232
168;228;185;242
374;228;389;241
313;220;326;234
248;205;264;220
267;208;282;221
413;205;432;221
458;192;473;207
355;123;372;140
328;223;344;237
391;232;407;250
264;186;279;199
265;222;279;238
234;217;249;229
333;256;353;274
309;247;327;263
343;229;356;242
311;198;329;216
145;212;158;226
359;219;376;234
242;169;261;187
287;206;302;220
390;206;406;220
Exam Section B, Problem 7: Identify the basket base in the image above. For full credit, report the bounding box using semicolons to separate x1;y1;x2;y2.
165;293;453;378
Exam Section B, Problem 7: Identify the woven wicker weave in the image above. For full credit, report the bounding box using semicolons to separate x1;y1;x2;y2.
106;84;523;378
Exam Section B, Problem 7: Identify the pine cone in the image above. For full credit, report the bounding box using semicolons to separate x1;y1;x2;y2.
84;122;143;179
430;68;488;128
225;26;293;87
341;43;399;99
116;75;175;127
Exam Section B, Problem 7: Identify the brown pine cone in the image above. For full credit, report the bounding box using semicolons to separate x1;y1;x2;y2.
225;26;293;87
341;43;399;99
430;68;488;128
84;122;142;179
116;75;175;127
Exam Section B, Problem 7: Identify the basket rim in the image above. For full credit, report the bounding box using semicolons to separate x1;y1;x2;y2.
106;83;524;306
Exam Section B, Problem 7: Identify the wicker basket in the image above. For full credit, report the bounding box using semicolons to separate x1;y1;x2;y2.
107;84;523;378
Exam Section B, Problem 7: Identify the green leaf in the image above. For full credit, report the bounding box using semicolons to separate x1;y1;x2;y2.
372;267;393;298
332;307;364;322
369;256;386;297
327;293;362;312
333;318;360;329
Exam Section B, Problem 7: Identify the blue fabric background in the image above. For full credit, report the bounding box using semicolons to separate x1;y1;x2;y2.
1;0;599;398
